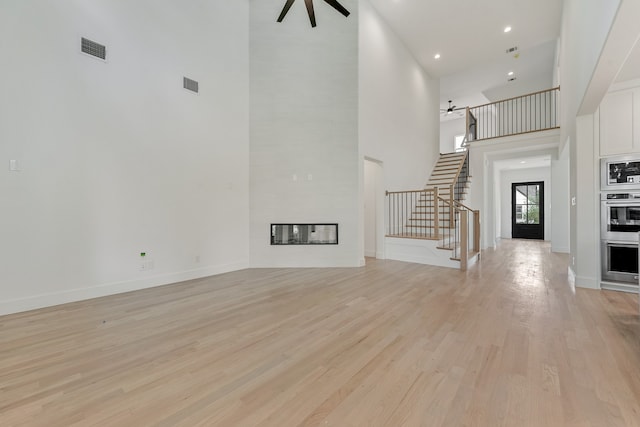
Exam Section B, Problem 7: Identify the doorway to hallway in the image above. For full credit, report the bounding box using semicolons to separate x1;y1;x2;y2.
364;159;383;261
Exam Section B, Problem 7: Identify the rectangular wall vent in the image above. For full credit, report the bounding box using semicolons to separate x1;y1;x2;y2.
81;37;106;60
505;46;518;54
183;77;199;93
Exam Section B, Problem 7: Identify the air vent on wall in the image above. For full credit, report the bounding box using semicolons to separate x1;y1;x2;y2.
81;37;106;60
183;77;199;93
505;46;518;54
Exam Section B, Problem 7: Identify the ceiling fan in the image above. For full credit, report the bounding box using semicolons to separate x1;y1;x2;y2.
277;0;350;28
440;100;465;115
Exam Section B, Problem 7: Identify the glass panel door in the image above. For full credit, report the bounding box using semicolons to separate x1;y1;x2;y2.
512;181;544;239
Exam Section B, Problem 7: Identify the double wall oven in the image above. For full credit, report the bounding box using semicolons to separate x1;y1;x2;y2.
601;193;640;284
601;155;640;288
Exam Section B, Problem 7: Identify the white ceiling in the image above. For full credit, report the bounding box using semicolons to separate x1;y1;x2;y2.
494;155;551;171
368;0;564;119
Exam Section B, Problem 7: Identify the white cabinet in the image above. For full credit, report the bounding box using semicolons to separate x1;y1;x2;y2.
599;88;640;156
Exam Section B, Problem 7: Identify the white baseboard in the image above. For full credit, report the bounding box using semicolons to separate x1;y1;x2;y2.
385;237;460;269
568;266;576;286
364;250;376;258
575;274;599;290
551;245;570;253
375;251;385;259
0;261;248;316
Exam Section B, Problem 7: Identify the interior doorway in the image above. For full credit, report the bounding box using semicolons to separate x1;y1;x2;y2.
364;159;383;260
512;181;544;239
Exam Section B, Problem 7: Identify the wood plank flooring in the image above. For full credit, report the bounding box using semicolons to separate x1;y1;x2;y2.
1;240;639;426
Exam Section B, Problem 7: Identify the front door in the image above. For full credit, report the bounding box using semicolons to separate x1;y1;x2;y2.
512;181;544;239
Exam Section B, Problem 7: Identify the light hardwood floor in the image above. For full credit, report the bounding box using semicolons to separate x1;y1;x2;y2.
1;240;639;426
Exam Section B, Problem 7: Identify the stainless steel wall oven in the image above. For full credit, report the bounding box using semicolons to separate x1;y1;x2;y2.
600;192;640;285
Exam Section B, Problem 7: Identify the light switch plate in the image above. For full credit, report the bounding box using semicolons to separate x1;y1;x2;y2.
9;160;19;171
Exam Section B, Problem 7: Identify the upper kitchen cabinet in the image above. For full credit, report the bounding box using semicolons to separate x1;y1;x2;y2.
599;84;640;156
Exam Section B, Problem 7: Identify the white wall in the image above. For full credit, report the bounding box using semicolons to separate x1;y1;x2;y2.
439;118;465;154
558;0;640;288
249;0;360;267
364;160;377;257
550;142;570;253
559;0;620;153
359;0;439;193
0;0;250;315
499;167;551;240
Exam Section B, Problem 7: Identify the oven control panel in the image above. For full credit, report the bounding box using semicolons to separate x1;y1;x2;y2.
603;193;640;200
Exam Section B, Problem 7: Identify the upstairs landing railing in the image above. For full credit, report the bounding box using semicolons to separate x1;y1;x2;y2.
466;86;560;142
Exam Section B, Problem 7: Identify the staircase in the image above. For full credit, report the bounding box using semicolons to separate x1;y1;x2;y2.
385;150;479;270
426;151;471;203
402;151;471;237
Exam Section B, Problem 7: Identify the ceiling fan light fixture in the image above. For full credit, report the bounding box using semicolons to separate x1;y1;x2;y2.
277;0;350;28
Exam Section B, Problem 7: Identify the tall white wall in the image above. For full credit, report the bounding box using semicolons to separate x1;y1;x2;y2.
559;0;620;152
439;118;465;154
0;0;250;315
499;167;551;240
558;0;640;288
249;0;360;267
359;0;439;193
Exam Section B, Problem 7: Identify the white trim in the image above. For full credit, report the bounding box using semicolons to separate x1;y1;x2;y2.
575;274;600;290
568;266;576;286
0;262;248;316
385;237;460;269
607;78;640;93
600;281;639;294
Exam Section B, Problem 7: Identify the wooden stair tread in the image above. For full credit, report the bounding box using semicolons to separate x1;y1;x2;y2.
385;234;441;241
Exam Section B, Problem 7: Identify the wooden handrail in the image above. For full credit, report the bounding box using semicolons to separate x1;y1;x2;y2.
469;86;560;110
385;189;435;195
452;199;474;212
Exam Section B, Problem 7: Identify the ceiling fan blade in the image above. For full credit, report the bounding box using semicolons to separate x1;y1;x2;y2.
324;0;350;17
277;0;296;22
304;0;317;27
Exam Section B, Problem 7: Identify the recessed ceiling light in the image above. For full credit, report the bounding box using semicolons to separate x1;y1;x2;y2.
508;71;514;76
520;161;526;164
434;53;441;60
504;26;512;33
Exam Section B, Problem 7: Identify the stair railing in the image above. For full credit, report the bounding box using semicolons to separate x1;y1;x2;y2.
385;188;439;239
437;198;480;271
453;152;470;203
467;86;560;141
